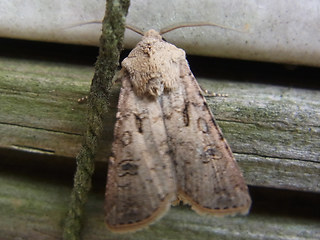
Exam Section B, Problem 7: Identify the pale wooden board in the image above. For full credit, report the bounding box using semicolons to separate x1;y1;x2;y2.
1;0;320;67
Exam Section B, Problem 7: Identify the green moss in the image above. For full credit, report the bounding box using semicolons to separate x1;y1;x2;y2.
62;1;130;240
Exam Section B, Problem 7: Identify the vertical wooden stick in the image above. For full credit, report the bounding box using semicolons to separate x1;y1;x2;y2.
62;0;130;239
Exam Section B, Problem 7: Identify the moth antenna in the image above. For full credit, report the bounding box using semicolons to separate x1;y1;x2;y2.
125;24;144;36
64;20;102;29
64;21;144;36
159;22;247;35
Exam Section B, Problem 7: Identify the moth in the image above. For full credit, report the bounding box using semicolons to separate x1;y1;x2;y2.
105;23;251;233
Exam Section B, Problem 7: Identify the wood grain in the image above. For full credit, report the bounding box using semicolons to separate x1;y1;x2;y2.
0;56;319;192
0;51;319;239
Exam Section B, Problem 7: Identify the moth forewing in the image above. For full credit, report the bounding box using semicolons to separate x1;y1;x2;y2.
163;60;251;216
105;29;251;233
105;73;177;232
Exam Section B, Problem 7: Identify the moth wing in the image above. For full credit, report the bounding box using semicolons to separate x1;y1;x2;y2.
105;74;177;232
161;60;251;216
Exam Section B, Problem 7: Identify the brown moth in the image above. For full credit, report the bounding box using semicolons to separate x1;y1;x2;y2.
105;25;251;233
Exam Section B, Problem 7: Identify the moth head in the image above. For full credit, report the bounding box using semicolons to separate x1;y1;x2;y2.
143;29;162;40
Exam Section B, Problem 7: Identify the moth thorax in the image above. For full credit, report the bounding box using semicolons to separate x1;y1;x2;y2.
131;74;168;99
144;77;165;97
143;29;162;40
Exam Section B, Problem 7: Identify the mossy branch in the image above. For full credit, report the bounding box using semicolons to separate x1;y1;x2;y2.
62;1;130;239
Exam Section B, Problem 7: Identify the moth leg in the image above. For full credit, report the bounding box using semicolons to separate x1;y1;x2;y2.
113;68;125;84
77;69;124;104
200;85;228;97
77;95;89;104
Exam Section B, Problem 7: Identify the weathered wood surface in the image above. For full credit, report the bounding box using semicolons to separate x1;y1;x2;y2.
1;166;319;240
0;55;319;192
0;43;320;239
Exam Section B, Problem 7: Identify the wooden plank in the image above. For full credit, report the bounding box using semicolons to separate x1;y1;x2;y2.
1;41;320;239
0;57;90;158
0;55;319;192
0;165;319;240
